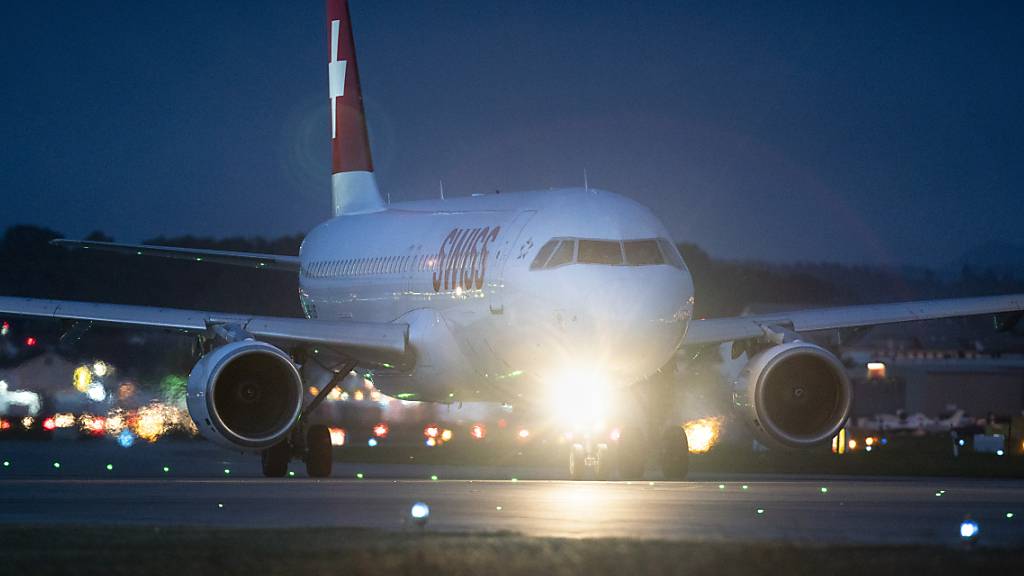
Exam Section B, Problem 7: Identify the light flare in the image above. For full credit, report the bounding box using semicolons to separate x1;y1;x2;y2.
683;416;723;454
131;402;196;442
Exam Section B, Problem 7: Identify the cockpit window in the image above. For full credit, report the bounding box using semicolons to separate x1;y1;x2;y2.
578;240;623;265
545;239;576;268
623;240;664;266
530;237;684;270
656;238;687;270
530;240;560;270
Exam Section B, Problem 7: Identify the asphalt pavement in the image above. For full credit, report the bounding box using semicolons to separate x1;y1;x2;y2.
1;440;1021;547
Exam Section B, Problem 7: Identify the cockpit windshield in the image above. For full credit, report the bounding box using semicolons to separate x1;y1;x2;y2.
530;237;686;270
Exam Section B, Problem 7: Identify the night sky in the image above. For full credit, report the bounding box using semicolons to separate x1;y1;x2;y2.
2;1;1021;266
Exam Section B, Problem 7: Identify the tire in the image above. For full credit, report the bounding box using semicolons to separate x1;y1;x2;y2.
261;440;291;478
660;426;690;481
617;427;647;480
305;425;333;478
569;444;586;481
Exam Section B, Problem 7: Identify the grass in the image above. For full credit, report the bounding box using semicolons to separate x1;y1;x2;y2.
3;526;1022;576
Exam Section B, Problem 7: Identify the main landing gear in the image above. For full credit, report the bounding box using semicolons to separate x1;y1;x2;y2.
261;361;356;478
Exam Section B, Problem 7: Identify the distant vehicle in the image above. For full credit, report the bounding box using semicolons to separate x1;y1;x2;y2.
930;408;975;432
856;408;977;434
2;0;1024;480
0;383;54;440
860;410;934;432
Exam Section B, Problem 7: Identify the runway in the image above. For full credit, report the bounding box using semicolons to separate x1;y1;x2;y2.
1;476;1022;547
1;441;1022;547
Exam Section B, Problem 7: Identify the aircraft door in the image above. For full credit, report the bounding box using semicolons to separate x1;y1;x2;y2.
488;210;536;314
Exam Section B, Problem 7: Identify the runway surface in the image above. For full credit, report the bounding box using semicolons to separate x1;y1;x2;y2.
1;440;1022;547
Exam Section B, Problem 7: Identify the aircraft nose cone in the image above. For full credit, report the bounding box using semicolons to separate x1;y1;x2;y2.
562;267;692;378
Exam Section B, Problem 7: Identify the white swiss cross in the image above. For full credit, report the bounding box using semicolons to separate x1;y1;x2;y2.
329;19;348;140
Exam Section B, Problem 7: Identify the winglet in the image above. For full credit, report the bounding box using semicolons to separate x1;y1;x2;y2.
327;0;384;216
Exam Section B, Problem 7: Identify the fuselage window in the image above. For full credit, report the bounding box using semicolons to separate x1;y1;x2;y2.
578;240;623;265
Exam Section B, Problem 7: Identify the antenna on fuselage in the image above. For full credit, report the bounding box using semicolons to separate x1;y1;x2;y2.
439;180;445;200
584;169;589;193
386;192;391;205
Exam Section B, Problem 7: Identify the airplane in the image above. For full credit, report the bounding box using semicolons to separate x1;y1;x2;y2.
2;0;1024;480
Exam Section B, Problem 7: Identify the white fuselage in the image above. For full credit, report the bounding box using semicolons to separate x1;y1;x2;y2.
298;188;694;405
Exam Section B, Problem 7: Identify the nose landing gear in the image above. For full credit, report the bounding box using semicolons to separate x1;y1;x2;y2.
569;441;611;480
564;365;691;481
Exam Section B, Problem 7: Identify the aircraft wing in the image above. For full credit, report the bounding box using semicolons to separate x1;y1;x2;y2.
0;296;407;365
50;239;301;271
682;293;1024;346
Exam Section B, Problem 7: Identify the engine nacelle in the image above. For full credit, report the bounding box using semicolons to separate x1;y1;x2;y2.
186;340;303;451
735;341;852;449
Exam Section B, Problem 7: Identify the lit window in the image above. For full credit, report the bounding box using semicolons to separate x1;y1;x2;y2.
867;362;887;379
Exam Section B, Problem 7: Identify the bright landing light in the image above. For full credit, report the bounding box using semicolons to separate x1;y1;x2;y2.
547;367;610;428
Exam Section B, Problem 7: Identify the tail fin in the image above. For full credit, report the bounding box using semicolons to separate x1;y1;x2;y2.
327;0;384;215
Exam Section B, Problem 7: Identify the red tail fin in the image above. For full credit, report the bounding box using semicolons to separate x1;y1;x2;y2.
326;0;382;214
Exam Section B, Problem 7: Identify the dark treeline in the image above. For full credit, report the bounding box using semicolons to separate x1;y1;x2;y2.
678;243;1024;318
2;225;1023;320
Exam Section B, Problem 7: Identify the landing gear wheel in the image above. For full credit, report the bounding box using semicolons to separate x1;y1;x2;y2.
305;425;333;478
660;426;690;481
261;440;291;478
569;444;586;481
617;427;647;480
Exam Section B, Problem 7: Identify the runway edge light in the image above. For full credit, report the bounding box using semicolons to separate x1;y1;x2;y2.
960;516;980;546
410;502;430;527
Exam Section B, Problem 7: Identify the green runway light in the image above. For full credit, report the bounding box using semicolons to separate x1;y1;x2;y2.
2;461;8;467
430;475;438;481
53;462;61;469
756;509;765;515
1008;513;1015;519
718;484;725;490
288;471;295;477
741;485;749;490
163;466;170;473
223;468;231;475
217;503;223;508
820;487;828;493
511;478;519;482
106;464;113;471
496;506;503;511
356;473;364;479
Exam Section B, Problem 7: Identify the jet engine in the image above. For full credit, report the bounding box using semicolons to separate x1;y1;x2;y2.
734;341;851;449
186;340;303;451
